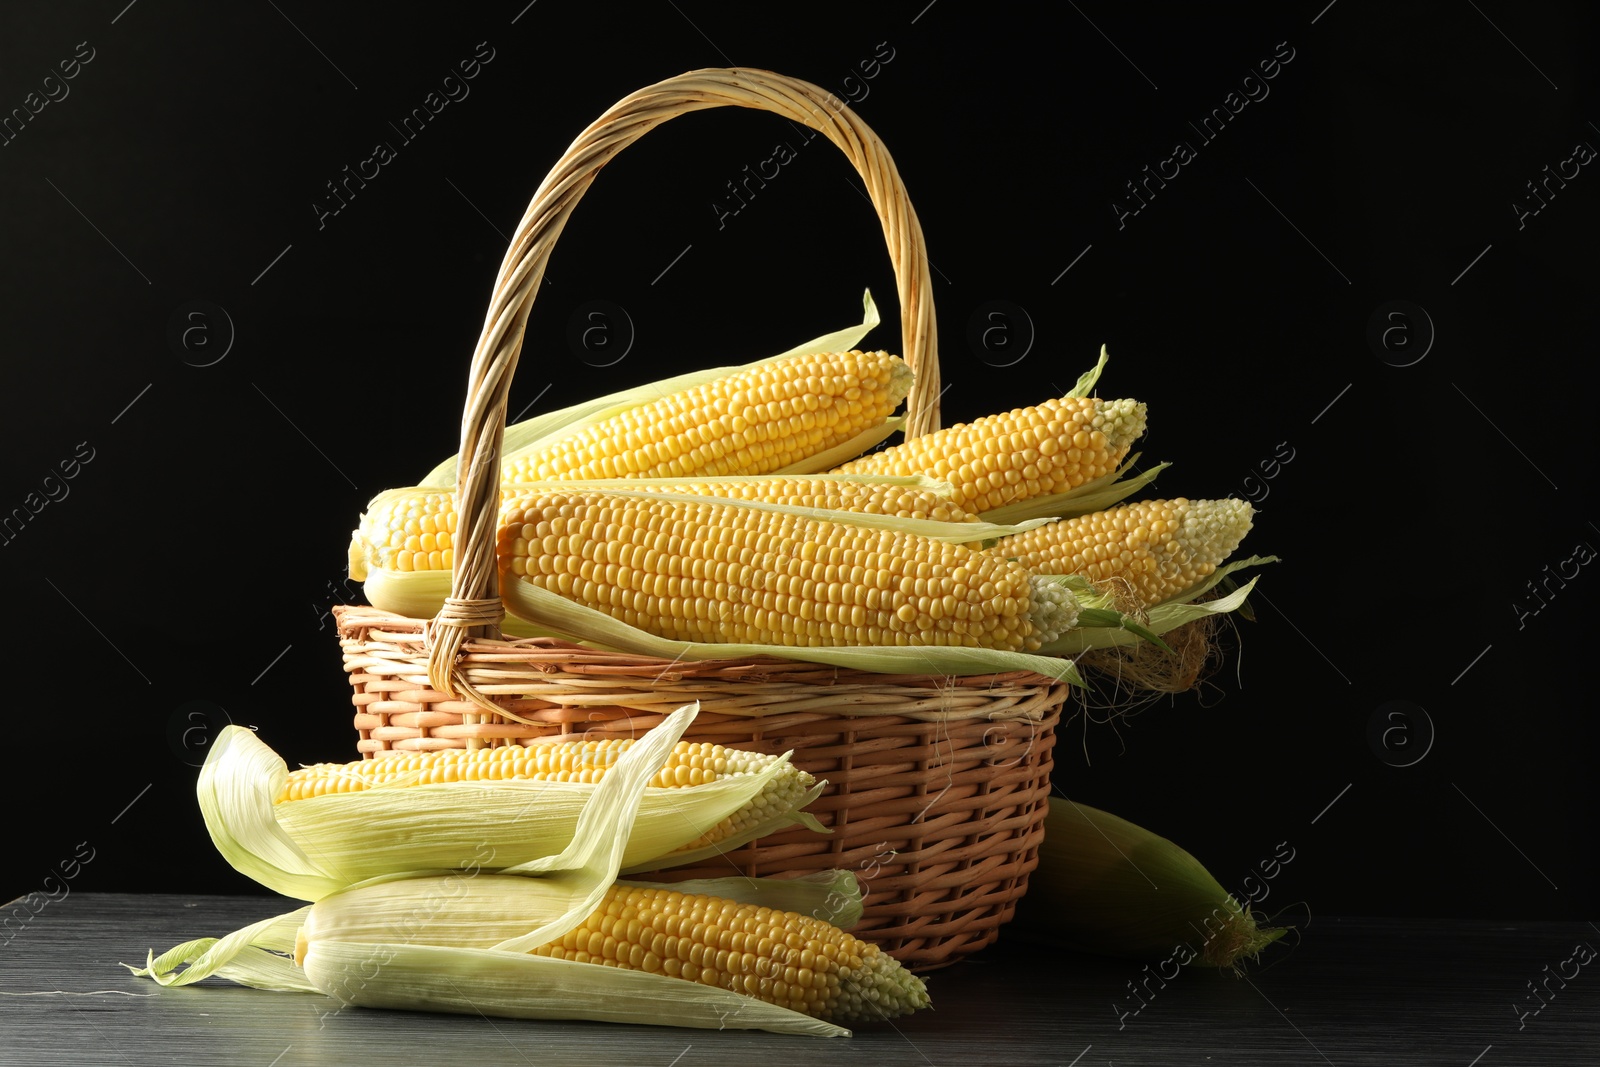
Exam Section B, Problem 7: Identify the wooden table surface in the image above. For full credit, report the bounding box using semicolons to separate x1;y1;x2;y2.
2;894;1596;1066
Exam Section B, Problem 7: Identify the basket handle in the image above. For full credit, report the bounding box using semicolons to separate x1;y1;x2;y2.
428;67;942;704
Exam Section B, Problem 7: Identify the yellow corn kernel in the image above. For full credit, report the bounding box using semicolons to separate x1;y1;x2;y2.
989;497;1254;606
498;491;1077;651
503;350;912;483
831;395;1147;515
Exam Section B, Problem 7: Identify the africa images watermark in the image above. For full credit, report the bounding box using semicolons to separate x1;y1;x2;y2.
1;40;96;148
710;41;896;230
1;440;96;547
312;41;497;230
1113;40;1296;229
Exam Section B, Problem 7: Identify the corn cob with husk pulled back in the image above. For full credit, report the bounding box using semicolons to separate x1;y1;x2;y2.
277;737;821;859
294;873;929;1027
193;718;824;903
497;489;1079;653
989;497;1256;609
465;348;910;489
418;291;898;490
346;475;978;581
831;392;1148;517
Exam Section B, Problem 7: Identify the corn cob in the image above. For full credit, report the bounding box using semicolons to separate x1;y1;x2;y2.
191;713;823;903
989;498;1254;607
346;480;977;583
547;476;981;524
501;350;912;483
498;490;1078;651
831;395;1148;515
1010;798;1286;970
294;874;931;1025
347;486;457;579
278;739;817;855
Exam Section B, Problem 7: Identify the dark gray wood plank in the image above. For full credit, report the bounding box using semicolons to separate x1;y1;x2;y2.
2;895;1596;1066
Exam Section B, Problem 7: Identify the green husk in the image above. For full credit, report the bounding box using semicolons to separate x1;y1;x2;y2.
419;289;886;489
1010;798;1287;970
1066;346;1111;398
1038;557;1276;656
192;718;824;902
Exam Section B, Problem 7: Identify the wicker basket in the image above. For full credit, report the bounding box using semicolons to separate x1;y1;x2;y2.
334;67;1072;971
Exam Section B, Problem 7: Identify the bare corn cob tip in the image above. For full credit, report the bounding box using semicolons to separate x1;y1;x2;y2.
503;350;913;483
534;883;930;1024
500;491;1074;650
991;497;1254;606
348;488;458;581
278;739;816;853
831;395;1148;515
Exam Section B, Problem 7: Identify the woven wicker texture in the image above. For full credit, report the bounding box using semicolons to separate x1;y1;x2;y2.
334;68;1071;970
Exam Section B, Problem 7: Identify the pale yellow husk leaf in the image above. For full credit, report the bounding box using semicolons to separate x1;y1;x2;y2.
134;703;697;984
301;939;848;1036
194;714;824;901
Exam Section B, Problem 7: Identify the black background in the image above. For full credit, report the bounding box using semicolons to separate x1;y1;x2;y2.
3;1;1595;929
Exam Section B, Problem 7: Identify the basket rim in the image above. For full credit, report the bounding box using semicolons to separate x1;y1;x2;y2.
336;603;1076;697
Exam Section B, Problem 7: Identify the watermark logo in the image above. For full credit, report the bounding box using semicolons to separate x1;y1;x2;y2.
566;300;634;368
1367;699;1434;768
168;301;235;367
166;699;234;767
1366;300;1434;367
965;300;1034;368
